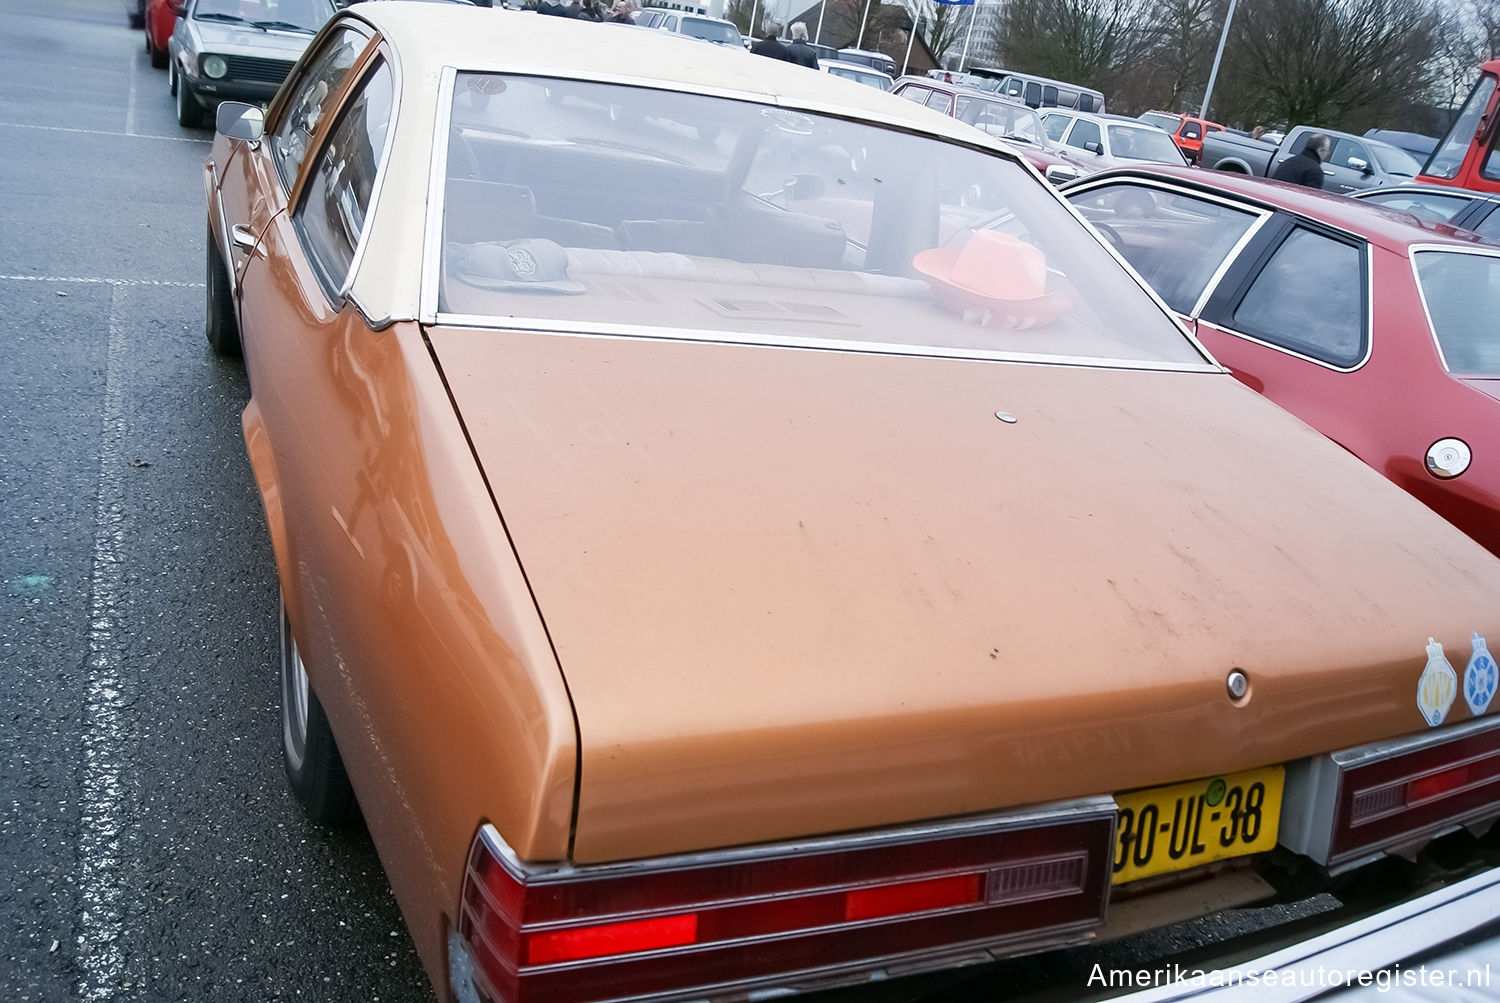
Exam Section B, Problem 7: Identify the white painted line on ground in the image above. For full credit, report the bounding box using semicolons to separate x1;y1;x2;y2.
76;284;133;1003
0;121;209;145
0;274;204;288
125;35;138;137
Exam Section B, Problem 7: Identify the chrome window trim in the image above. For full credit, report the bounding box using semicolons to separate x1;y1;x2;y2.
1061;176;1276;325
428;316;1221;373
479;795;1116;878
1205;226;1376;375
1407;241;1500;375
338;41;403;300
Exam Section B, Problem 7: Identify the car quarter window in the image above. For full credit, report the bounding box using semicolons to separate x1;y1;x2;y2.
1042;114;1070;141
294;56;394;297
1472;208;1500;240
1067;184;1262;314
435;74;1208;368
272;24;370;191
1230;228;1366;367
1414;250;1500;374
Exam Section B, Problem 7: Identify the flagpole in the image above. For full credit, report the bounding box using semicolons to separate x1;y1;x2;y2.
814;0;827;42
749;0;759;35
855;0;872;49
958;0;975;70
901;0;918;75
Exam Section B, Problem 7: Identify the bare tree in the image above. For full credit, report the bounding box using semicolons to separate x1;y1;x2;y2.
1216;0;1442;131
992;0;1158;93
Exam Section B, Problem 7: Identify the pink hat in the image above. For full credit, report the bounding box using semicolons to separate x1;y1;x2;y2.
912;231;1070;327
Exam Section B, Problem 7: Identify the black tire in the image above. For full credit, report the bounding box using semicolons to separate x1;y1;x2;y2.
280;592;357;826
149;34;167;69
176;72;203;128
168;58;178;96
205;225;242;356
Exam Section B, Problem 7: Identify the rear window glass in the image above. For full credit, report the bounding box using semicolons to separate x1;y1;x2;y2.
1106;125;1183;164
1415;250;1500;374
437;74;1208;368
1360;191;1472;223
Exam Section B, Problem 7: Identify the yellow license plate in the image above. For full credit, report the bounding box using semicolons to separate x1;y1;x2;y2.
1111;765;1284;885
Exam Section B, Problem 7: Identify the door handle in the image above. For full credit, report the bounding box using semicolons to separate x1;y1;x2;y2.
231;224;257;253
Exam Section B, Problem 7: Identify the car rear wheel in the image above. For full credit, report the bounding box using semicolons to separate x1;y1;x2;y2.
205;225;241;356
176;72;203;128
280;591;357;826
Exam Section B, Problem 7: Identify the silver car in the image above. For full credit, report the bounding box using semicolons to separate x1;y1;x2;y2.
168;0;335;128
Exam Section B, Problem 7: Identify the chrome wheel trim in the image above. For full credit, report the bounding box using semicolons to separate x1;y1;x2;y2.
280;593;310;773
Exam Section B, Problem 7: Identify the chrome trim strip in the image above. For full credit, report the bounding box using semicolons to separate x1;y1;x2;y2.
419;65;457;326
428;315;1221;373
208;160;237;298
339;38;403;301
1407;242;1500;376
1105;865;1500;1002
1332;714;1500;770
478;795;1118;880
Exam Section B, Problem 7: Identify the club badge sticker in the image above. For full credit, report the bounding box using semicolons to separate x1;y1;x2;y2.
1417;637;1457;728
1465;632;1498;717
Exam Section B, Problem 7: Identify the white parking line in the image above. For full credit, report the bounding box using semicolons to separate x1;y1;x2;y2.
0;274;204;288
76;284;133;1003
0;121;210;145
126;36;138;137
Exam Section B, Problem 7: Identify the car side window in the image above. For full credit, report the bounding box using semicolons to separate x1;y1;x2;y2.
1330;139;1371;171
1024;81;1042;106
1231;228;1366;367
1473;209;1500;240
1042;114;1069;141
925;90;953;113
294;57;394;298
1042;85;1059;107
1066;118;1101;152
897;86;928;104
1068;184;1262;314
1076;93;1096;113
272;25;368;191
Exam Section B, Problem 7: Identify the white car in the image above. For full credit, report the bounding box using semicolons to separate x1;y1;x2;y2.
820;58;892;90
633;7;742;46
1041;109;1189;169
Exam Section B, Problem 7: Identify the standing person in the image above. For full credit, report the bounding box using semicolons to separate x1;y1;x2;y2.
751;21;790;60
1271;133;1331;189
785;22;819;68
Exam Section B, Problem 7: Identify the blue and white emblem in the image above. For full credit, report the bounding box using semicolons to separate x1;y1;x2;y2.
1417;638;1458;728
1465;632;1498;717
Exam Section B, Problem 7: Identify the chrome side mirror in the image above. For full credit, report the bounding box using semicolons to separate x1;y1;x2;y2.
216;102;264;143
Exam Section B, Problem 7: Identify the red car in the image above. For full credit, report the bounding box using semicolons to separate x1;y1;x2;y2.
1138;110;1225;164
1065;166;1500;556
144;0;180;68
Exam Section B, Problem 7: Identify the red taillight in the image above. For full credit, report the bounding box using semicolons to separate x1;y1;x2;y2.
843;873;983;921
457;801;1114;1003
1408;764;1476;804
1281;717;1500;868
525;914;698;965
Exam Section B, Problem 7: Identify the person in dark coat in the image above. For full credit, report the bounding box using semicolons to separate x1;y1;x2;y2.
751;21;790;60
785;22;820;68
1271;133;1331;189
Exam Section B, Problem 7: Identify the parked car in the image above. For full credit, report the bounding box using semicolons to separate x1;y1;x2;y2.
633;7;741;45
993;69;1104;113
1040;109;1188;168
891;76;1095;182
168;0;335;128
208;6;1500;1001
835;46;896;77
822;58;892;90
1137;109;1225;164
144;0;181;68
1065;164;1500;556
1199;125;1423;192
1353;183;1500;241
1364;127;1438;163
